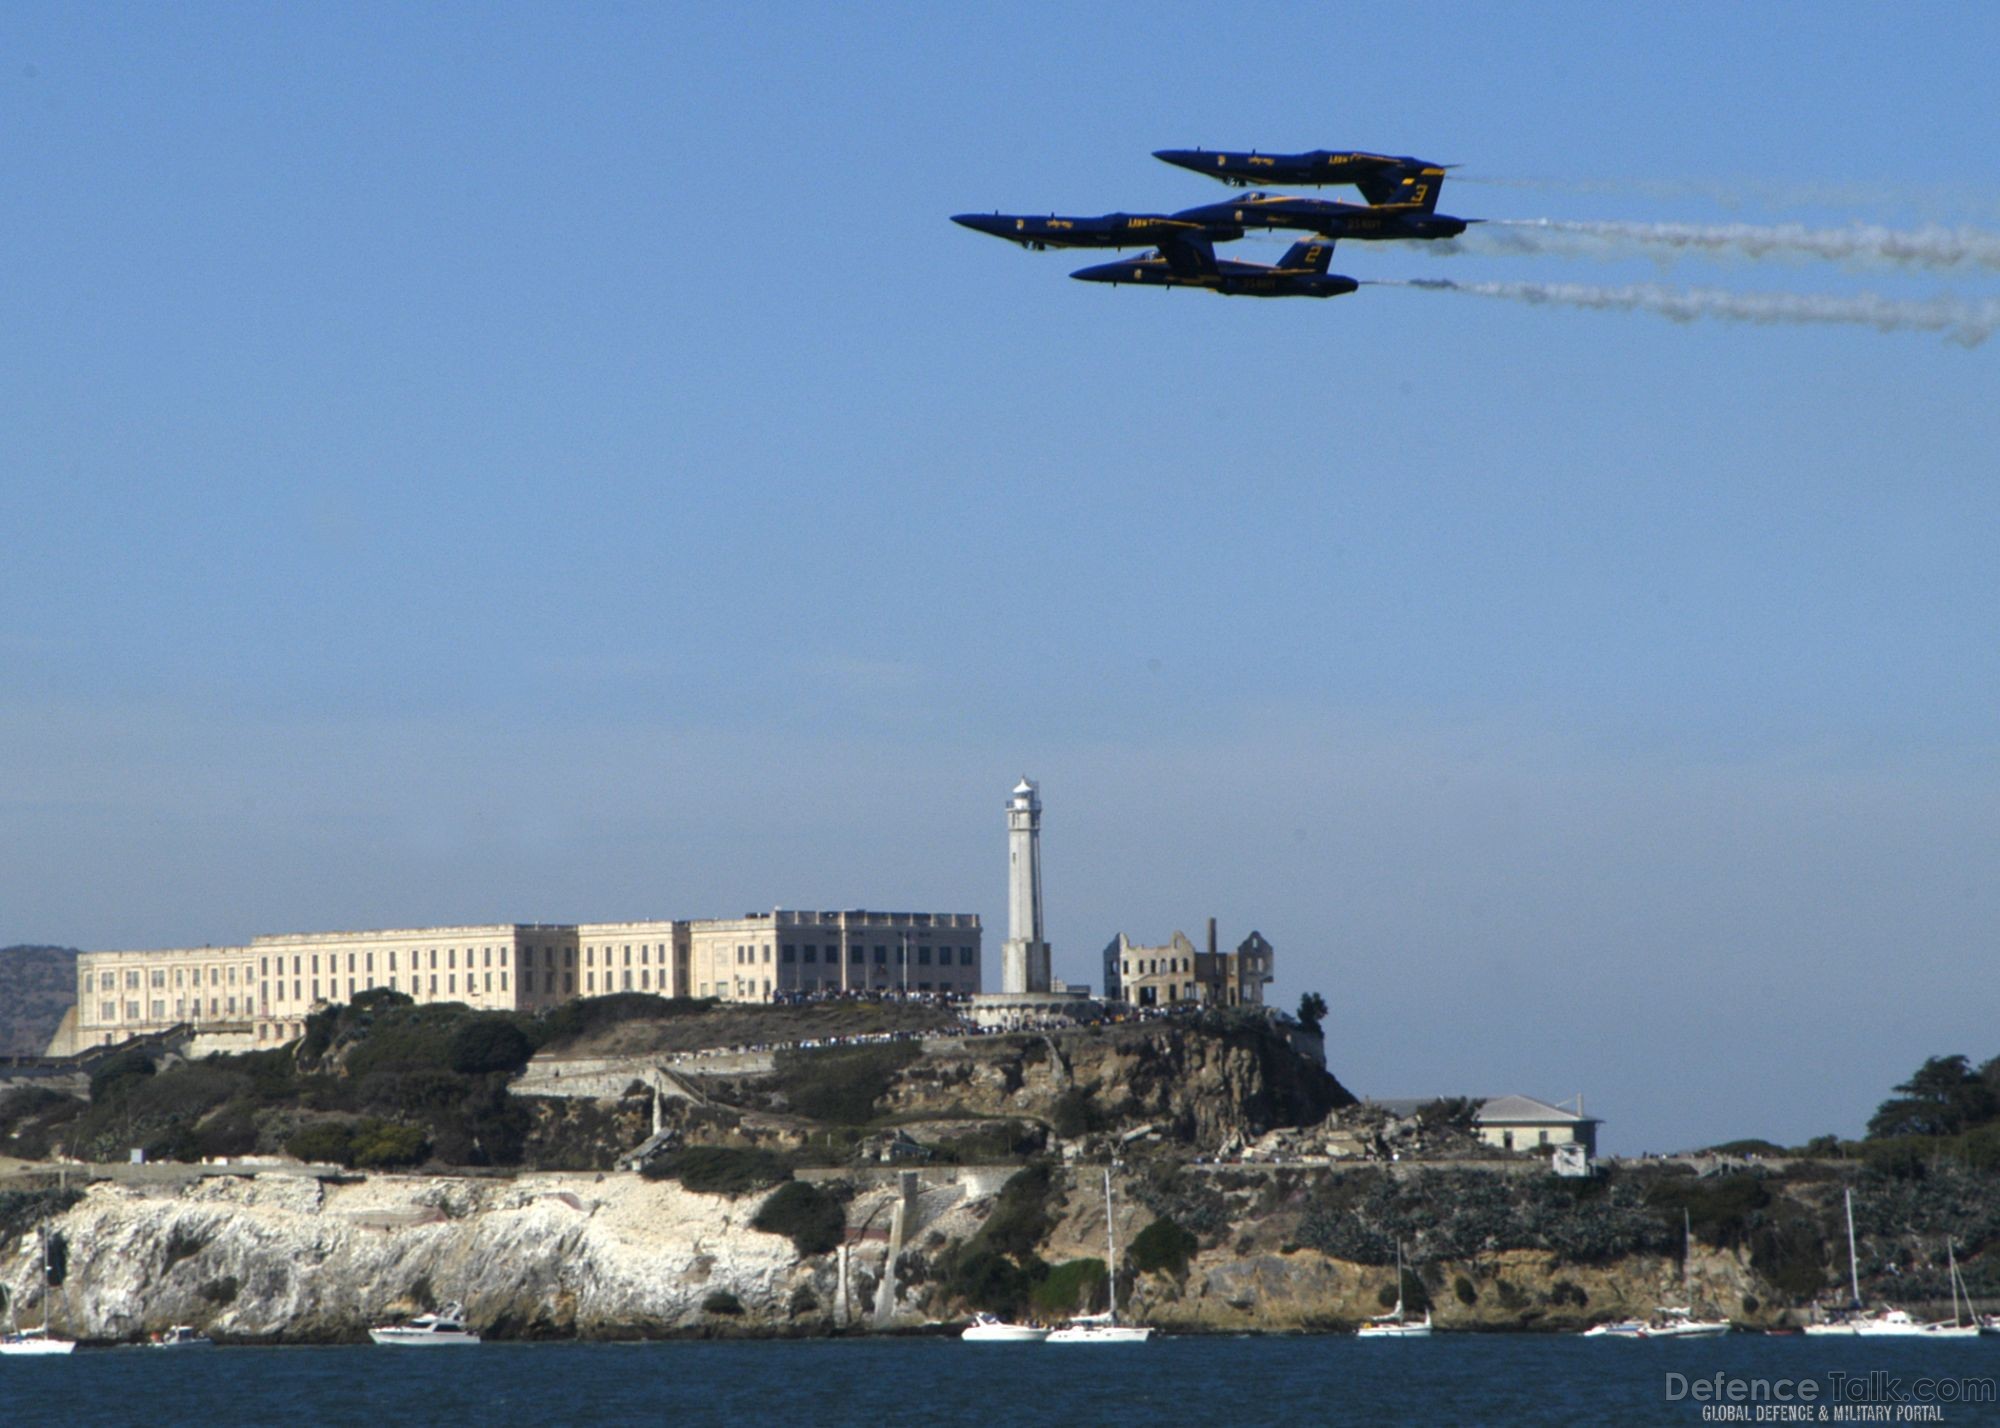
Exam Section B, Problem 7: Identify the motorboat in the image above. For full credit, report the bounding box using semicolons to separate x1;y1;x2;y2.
1640;1305;1732;1339
1580;1318;1650;1338
961;1313;1050;1343
149;1325;214;1348
368;1301;481;1346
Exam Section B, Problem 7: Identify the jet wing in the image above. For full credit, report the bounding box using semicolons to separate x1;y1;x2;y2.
1158;232;1219;277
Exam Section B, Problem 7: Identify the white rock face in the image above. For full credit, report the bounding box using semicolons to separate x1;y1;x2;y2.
2;1173;819;1341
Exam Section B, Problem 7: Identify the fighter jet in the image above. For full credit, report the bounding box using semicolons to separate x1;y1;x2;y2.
1153;147;1451;204
951;209;1242;251
1070;237;1358;298
1171;190;1473;243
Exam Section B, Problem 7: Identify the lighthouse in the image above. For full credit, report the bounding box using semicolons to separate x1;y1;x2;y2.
1002;777;1052;994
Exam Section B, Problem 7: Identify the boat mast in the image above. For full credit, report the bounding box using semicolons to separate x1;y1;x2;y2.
1845;1188;1862;1309
1104;1166;1118;1324
1949;1242;1964;1327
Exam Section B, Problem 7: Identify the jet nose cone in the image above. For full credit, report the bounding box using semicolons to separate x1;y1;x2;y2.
1153;149;1200;169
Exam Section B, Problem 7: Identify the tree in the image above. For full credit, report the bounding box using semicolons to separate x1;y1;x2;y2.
1296;992;1328;1034
1866;1054;1998;1139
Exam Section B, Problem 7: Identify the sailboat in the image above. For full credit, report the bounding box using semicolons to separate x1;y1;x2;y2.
1357;1242;1432;1337
1803;1190;1977;1338
1046;1167;1154;1344
1645;1211;1731;1338
1583;1210;1729;1338
0;1226;77;1356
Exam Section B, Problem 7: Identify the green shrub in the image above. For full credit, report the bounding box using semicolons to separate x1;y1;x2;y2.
1129;1216;1199;1279
1049;1088;1106;1139
285;1121;356;1164
702;1290;744;1316
448;1018;534;1076
644;1145;792;1196
350;1120;429;1169
978;1163;1055;1261
751;1180;845;1256
89;1049;157;1103
769;1041;920;1125
941;1246;1036;1317
1030;1257;1106;1315
1643;1174;1771;1250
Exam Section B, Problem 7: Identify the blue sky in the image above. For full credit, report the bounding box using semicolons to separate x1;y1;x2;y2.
5;4;1997;1152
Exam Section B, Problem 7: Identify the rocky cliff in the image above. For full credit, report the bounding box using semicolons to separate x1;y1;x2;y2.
6;1159;1976;1342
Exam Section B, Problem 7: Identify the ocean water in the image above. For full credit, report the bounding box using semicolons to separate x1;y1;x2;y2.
4;1335;1999;1427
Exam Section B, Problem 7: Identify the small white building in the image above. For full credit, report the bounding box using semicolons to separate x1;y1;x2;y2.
1475;1095;1600;1158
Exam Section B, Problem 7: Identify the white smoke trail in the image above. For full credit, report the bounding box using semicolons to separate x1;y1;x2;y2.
1474;218;2000;272
1457;175;2000;225
1375;278;2000;346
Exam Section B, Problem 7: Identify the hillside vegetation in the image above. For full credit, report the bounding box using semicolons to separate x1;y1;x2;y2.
0;945;79;1056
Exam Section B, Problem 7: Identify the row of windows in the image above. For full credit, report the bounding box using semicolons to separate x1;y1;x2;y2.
756;944;977;967
696;979;959;999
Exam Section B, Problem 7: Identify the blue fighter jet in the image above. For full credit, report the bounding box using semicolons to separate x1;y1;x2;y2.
1153;147;1451;204
1171;189;1473;243
950;210;1243;251
1070;237;1358;298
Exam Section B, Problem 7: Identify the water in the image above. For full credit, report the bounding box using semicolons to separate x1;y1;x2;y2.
4;1335;1999;1427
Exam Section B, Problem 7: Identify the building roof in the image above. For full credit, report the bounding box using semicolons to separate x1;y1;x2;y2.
1476;1094;1601;1126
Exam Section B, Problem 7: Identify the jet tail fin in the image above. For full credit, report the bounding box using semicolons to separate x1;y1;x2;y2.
1159;232;1219;277
1358;165;1447;211
1277;238;1335;273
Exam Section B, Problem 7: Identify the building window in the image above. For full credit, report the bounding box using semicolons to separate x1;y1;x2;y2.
587;972;595;992
430;975;438;994
500;971;508;991
803;946;817;963
782;945;796;964
918;948;932;966
449;974;457;994
874;946;888;965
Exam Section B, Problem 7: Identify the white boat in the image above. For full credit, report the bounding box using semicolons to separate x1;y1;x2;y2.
0;1227;76;1356
148;1325;214;1348
1802;1192;1977;1338
1581;1213;1729;1339
1045;1167;1154;1344
1356;1242;1432;1337
1046;1310;1154;1344
1580;1318;1649;1339
368;1301;481;1346
961;1312;1050;1342
0;1326;77;1356
1643;1305;1733;1339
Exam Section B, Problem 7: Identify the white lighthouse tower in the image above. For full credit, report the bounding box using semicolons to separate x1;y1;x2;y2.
1002;777;1052;994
